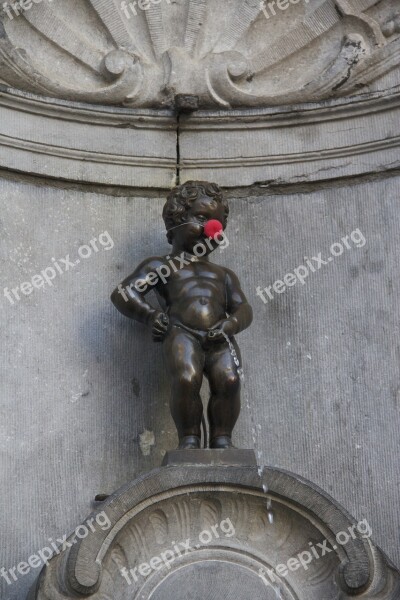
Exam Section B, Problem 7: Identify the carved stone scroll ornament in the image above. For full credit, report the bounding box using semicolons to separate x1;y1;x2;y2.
28;465;400;599
0;0;399;108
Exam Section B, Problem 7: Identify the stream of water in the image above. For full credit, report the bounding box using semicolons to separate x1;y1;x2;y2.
222;331;273;525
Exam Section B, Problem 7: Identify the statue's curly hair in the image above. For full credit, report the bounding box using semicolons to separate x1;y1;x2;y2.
162;181;229;244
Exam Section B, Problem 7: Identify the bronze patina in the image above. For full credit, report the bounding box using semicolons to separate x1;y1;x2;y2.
111;181;253;450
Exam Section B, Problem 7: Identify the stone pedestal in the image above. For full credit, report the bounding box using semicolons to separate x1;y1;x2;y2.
28;453;400;600
162;448;257;467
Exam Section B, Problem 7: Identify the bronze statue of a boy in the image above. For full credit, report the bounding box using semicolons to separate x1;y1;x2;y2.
111;181;252;450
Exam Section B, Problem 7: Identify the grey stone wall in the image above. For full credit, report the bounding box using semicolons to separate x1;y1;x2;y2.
0;172;399;599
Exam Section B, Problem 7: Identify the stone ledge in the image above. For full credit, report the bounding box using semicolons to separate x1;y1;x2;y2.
0;89;177;188
162;449;257;467
179;89;400;187
1;88;400;188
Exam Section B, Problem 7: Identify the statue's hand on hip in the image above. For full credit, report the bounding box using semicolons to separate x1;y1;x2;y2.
151;311;169;342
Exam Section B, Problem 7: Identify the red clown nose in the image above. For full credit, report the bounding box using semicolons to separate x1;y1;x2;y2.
204;219;223;239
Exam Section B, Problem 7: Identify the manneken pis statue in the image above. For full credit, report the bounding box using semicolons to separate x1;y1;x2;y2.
111;181;253;450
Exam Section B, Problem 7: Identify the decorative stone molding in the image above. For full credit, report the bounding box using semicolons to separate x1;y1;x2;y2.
28;461;400;599
179;87;400;186
2;86;399;188
0;0;399;109
0;89;177;187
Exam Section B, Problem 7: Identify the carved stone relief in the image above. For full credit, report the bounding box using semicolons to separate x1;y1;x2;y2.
0;0;399;109
28;465;400;599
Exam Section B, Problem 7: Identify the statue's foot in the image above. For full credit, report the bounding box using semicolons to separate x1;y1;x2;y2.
178;435;201;450
210;436;234;449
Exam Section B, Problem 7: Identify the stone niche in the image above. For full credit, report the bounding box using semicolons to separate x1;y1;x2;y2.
0;1;399;600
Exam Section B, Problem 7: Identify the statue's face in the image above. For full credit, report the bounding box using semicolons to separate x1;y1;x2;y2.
173;195;225;254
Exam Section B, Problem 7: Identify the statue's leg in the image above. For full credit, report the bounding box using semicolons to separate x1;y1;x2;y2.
163;326;205;448
205;338;241;448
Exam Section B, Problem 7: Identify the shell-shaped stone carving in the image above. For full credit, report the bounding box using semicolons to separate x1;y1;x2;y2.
28;465;400;600
0;0;399;107
199;498;221;530
148;509;169;545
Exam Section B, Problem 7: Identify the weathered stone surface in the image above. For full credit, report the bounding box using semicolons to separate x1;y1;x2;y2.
0;0;399;108
0;2;398;189
28;463;400;599
0;90;177;188
179;90;400;186
162;449;258;466
1;87;400;187
0;4;399;590
1;174;399;600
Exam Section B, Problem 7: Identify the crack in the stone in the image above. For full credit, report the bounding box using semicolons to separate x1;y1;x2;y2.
176;113;181;186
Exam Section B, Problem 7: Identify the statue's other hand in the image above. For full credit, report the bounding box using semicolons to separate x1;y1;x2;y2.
151;312;169;342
